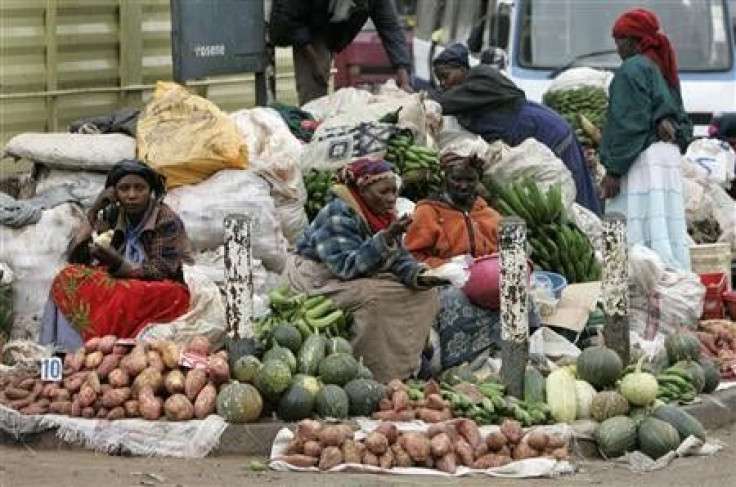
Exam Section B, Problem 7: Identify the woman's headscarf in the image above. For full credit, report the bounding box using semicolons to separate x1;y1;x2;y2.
333;157;395;189
440;152;484;174
105;159;166;199
333;158;396;232
433;43;471;70
612;8;679;89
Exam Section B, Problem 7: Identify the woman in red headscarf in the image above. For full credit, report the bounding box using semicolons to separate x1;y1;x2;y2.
281;158;445;382
600;8;693;270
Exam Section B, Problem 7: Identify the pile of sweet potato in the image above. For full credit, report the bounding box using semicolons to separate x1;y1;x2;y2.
698;321;736;380
371;379;453;423
278;418;568;474
0;335;229;421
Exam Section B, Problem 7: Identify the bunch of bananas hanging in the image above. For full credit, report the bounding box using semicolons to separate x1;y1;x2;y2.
542;86;608;147
385;131;443;201
490;177;601;283
303;169;333;221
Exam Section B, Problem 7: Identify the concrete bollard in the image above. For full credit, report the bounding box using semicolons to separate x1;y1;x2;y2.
601;212;630;364
223;214;254;339
499;217;530;399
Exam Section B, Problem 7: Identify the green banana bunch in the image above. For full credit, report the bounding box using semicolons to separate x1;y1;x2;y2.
385;131;443;201
656;367;698;404
256;287;350;345
304;169;334;221
489;178;601;283
542;86;608;146
436;381;550;426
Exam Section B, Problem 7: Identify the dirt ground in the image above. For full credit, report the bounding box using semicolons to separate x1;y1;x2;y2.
1;421;733;487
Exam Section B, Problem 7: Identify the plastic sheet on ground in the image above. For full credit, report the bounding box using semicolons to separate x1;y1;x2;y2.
529;327;581;360
0;405;227;458
137;265;227;351
614;436;724;472
269;421;575;478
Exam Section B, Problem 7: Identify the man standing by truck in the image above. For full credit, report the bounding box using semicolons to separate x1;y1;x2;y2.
269;0;413;105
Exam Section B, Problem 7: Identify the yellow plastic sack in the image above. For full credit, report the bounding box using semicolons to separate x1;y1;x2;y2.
136;82;248;188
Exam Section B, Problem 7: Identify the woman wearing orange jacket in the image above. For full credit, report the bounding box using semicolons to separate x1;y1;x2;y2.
405;153;539;371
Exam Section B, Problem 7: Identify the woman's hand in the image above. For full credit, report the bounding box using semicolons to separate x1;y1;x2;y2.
416;275;451;287
88;187;117;223
657;118;677;143
90;243;123;270
384;215;413;245
601;174;621;199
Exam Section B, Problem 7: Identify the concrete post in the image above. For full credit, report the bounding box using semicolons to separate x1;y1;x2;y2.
602;212;630;364
223;214;254;340
499;217;529;399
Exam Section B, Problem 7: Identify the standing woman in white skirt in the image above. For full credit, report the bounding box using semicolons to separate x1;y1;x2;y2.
600;8;693;270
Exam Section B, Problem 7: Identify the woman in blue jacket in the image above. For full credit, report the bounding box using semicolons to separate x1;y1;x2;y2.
434;44;602;216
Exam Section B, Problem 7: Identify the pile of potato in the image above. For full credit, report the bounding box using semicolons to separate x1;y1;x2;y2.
278;418;569;473
0;335;230;421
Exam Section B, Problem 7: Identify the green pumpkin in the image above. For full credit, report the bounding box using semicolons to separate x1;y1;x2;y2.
651;404;706;442
291;374;323;398
318;353;359;386
591;391;630;422
664;329;701;364
232;355;261;383
272;325;303;354
326;337;353;355
298;334;327;376
263;345;297;373
344;378;385;417
699;358;721;394
576;343;623;390
253;359;292;401
638;417;682;460
277;385;315;421
315;384;349;419
595;416;638;458
216;382;263;423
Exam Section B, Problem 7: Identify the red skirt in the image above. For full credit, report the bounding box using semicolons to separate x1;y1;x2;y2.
51;264;190;340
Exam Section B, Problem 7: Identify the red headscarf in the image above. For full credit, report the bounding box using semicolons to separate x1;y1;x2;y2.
333;158;397;232
612;8;679;89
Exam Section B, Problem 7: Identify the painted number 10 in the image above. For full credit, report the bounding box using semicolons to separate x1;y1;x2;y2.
41;357;63;382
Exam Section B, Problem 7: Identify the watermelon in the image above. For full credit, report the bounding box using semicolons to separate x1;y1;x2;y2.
253;360;292;400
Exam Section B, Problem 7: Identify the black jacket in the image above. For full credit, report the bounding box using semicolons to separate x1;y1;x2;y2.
269;0;411;69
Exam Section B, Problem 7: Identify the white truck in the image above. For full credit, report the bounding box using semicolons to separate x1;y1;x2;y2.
413;0;736;135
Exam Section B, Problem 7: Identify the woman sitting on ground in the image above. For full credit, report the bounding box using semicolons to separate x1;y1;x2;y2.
281;158;446;382
405;153;539;371
39;159;191;350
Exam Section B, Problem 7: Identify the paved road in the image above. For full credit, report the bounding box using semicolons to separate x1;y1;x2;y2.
1;422;733;487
